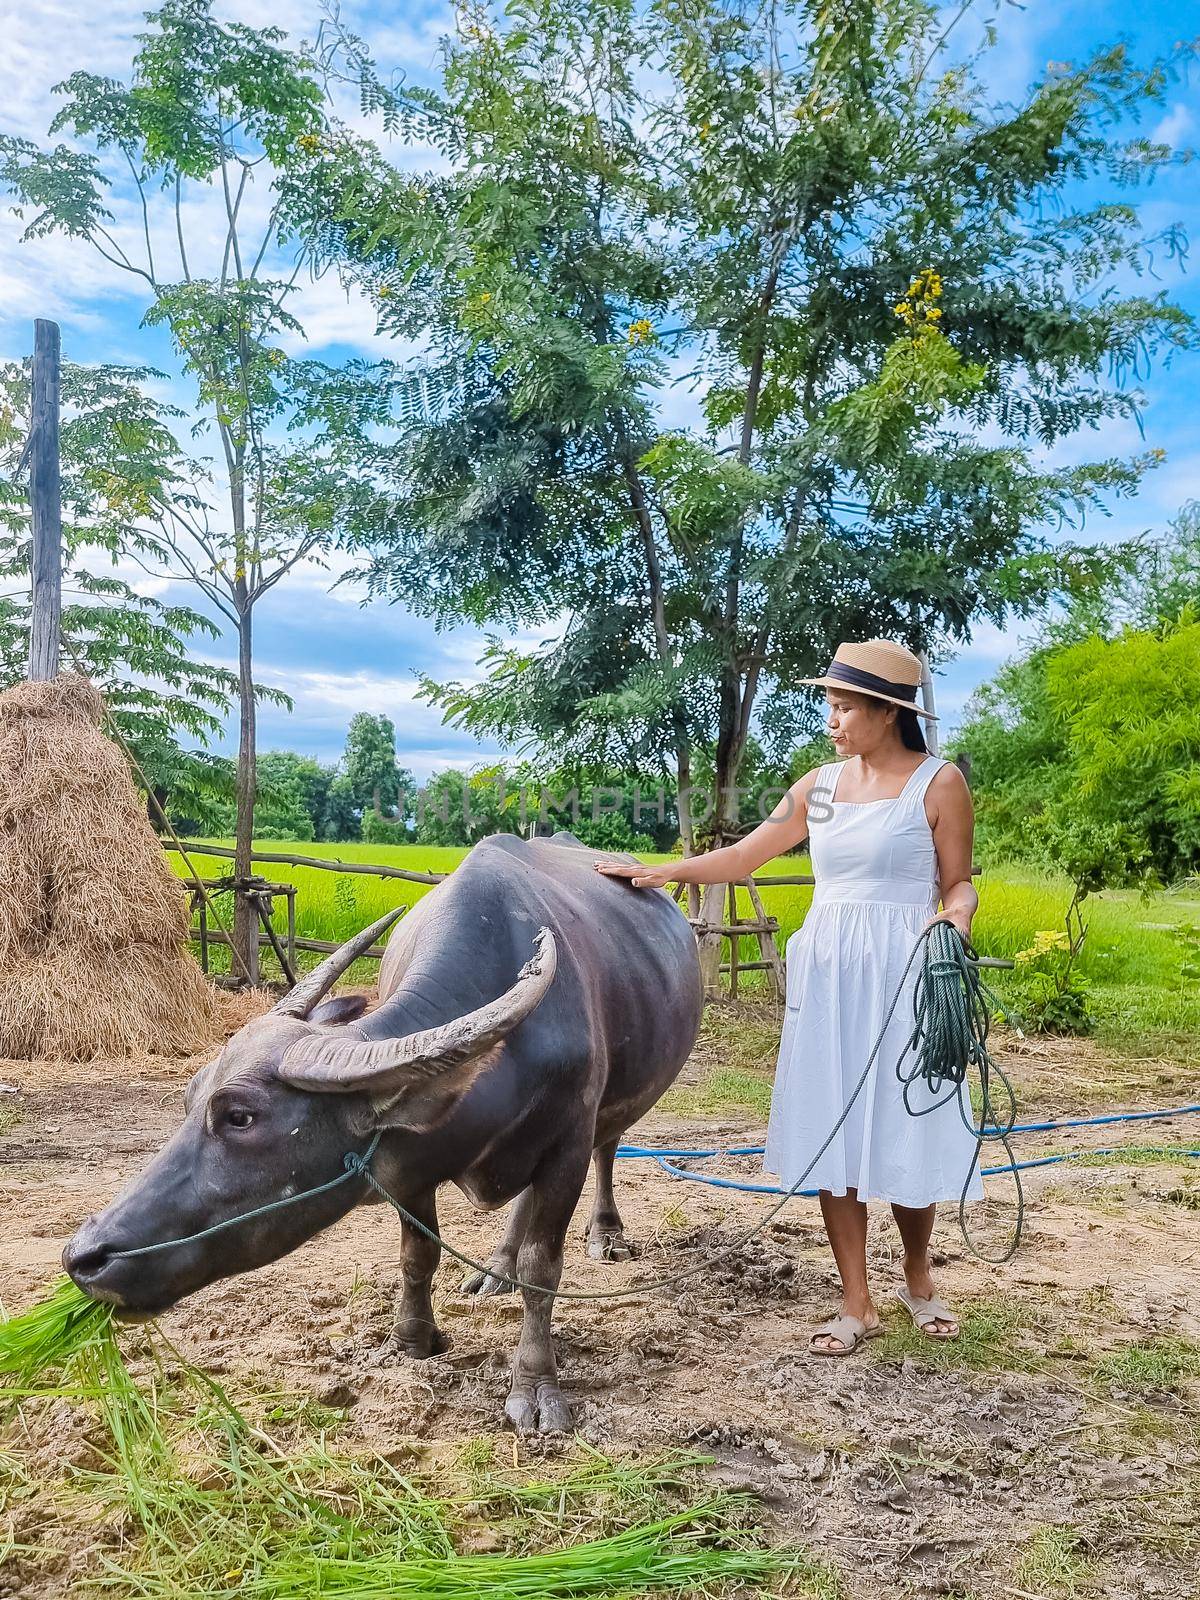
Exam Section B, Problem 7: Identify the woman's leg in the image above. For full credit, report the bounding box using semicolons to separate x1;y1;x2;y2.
813;1188;879;1351
890;1202;959;1335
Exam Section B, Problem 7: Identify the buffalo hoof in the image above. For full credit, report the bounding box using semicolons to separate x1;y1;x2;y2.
392;1322;450;1359
505;1380;572;1434
586;1228;633;1262
462;1261;518;1296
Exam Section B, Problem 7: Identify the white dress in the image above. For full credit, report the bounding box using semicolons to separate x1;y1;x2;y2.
762;753;985;1207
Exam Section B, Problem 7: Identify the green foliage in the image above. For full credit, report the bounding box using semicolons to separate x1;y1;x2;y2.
1001;926;1093;1036
361;808;408;844
411;765;524;847
288;0;1194;840
957;512;1200;886
344;713;410;821
1044;620;1200;875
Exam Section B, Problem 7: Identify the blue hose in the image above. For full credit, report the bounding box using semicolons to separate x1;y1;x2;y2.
614;1102;1200;1195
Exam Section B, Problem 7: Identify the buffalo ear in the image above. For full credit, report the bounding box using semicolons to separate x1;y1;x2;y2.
309;993;371;1027
369;1043;505;1134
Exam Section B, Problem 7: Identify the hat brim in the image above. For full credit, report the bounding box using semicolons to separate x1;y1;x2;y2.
796;675;938;720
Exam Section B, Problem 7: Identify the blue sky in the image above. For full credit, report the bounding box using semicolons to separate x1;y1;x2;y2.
1;0;1197;776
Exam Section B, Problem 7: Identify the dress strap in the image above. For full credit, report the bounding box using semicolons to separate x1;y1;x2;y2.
905;754;948;807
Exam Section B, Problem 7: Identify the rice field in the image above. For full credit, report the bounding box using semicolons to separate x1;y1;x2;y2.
167;841;1200;1052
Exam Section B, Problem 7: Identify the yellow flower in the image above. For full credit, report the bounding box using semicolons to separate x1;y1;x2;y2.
925;306;942;321
297;133;320;154
627;317;654;346
698;121;712;140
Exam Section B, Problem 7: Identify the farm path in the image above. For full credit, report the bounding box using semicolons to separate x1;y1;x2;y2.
2;999;1198;1600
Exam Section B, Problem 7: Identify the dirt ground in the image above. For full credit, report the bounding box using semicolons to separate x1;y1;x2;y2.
2;996;1199;1599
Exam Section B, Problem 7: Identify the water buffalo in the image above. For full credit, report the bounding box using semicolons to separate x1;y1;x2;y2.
64;831;703;1431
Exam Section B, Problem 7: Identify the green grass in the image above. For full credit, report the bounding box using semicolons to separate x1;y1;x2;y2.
0;1275;114;1388
1014;1524;1093;1598
872;1295;1035;1373
660;1066;775;1119
1042;1144;1200;1170
1093;1338;1200;1396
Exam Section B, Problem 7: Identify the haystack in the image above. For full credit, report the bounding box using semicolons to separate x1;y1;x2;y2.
0;674;218;1060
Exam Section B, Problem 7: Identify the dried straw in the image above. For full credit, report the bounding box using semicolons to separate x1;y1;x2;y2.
0;674;218;1060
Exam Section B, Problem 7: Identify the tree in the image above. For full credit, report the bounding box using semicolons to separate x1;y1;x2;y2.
0;0;402;978
411;764;521;847
292;0;1192;893
955;505;1200;880
343;712;413;822
0;358;249;825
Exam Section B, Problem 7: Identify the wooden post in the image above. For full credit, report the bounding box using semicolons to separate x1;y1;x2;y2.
28;319;62;683
727;882;740;999
743;875;787;1001
917;649;939;756
286;885;297;985
695;881;725;998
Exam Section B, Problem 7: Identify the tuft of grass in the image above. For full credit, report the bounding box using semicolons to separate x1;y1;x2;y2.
1014;1524;1093;1597
232;1503;816;1600
1093;1338;1200;1397
1045;1143;1200;1170
661;1067;775;1119
0;1275;114;1388
873;1296;1035;1373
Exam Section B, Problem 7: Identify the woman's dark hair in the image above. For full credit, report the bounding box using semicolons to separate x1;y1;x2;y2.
896;707;928;753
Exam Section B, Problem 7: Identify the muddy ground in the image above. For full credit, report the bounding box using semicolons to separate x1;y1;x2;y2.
2;996;1198;1598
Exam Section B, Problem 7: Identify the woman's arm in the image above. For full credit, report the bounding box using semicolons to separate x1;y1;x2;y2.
925;763;978;940
594;770;822;890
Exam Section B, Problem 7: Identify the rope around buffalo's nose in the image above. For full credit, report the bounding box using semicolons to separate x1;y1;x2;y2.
106;919;1024;1291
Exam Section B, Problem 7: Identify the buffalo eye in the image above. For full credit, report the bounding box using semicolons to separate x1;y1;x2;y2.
224;1107;256;1131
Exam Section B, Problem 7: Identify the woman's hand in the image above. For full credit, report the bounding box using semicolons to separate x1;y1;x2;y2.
593;860;676;891
925;908;973;943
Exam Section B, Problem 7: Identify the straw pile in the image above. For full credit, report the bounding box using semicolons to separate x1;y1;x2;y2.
0;674;218;1060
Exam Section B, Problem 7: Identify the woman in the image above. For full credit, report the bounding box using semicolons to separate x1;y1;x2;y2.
595;638;981;1356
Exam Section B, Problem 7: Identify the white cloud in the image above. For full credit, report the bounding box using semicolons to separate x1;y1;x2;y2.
1153;103;1194;149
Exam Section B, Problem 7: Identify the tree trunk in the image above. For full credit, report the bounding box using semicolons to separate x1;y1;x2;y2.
373;783;382;818
918;650;939;754
232;605;259;984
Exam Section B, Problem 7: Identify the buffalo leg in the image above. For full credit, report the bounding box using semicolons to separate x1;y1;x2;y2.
586;1138;633;1261
393;1188;449;1358
506;1144;591;1434
462;1185;534;1297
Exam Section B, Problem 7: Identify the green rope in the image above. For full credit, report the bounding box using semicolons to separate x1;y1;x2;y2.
896;920;1024;1264
112;919;1023;1292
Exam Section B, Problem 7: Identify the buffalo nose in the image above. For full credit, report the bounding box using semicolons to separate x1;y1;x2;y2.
62;1229;115;1283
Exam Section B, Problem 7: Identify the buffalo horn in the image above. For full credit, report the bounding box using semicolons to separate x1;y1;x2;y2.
278;926;557;1093
271;908;406;1019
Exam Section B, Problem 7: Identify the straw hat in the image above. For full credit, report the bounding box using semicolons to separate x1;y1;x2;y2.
797;639;937;720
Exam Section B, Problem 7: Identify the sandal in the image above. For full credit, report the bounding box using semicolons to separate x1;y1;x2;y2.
897;1284;960;1340
808;1314;883;1357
